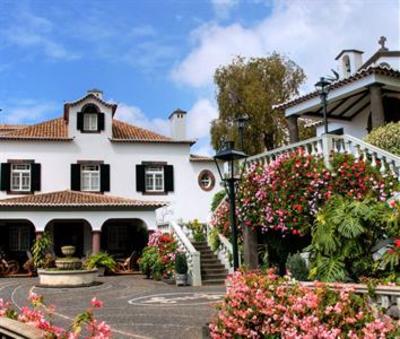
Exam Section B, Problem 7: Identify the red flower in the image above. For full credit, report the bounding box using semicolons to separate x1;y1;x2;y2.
394;239;400;248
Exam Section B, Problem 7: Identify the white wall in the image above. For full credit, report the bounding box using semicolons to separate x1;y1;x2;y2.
316;108;369;139
0;97;220;225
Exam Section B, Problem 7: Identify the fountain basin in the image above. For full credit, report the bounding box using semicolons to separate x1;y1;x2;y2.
37;269;98;287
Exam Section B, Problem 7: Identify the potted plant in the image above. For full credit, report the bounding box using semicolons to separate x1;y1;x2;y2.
86;252;116;276
175;252;188;286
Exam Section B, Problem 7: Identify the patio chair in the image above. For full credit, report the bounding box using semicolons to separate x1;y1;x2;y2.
115;250;138;273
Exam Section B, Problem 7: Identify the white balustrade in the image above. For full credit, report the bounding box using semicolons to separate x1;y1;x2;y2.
169;221;202;286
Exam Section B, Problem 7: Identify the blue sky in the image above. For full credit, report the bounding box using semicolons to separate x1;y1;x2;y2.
0;0;399;155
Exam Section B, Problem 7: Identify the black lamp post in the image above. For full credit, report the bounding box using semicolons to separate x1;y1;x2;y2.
214;140;247;270
315;77;331;135
236;114;249;151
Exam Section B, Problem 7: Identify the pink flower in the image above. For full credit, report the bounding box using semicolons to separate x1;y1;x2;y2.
91;297;104;309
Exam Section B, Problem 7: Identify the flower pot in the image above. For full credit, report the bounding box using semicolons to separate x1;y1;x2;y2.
175;273;187;286
97;267;105;277
61;246;76;257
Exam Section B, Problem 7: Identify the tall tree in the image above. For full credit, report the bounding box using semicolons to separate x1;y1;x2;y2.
211;53;306;155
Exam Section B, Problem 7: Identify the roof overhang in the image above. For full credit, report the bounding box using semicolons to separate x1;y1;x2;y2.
282;68;400;121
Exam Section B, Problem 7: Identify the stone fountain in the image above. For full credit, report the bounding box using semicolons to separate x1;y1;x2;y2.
38;245;98;287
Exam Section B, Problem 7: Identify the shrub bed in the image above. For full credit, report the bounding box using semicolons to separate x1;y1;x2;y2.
209;270;400;338
138;231;177;280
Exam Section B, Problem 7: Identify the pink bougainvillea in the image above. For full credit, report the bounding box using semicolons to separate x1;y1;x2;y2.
209;270;400;338
0;292;111;338
235;150;399;235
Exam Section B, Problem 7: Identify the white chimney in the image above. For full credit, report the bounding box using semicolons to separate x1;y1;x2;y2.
335;50;364;78
169;108;187;140
87;88;103;99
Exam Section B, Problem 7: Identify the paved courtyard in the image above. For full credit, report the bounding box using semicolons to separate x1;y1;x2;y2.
0;275;226;339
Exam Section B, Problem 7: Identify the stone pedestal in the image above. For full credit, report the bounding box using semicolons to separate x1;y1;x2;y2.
92;231;101;254
243;226;258;269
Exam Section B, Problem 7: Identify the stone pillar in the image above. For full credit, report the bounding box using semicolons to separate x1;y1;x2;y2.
243;226;258;269
92;231;101;254
369;85;385;128
287;115;299;143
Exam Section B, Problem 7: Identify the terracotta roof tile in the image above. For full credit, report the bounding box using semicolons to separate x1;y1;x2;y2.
0;118;69;140
0;124;27;133
0;190;166;208
112;119;171;141
0;116;193;143
277;65;400;110
190;154;214;162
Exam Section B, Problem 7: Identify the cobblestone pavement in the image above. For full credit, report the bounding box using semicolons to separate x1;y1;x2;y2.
0;275;226;339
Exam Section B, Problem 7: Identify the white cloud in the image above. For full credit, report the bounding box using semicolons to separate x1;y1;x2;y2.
1;10;78;60
114;102;170;136
0;101;58;124
187;98;218;139
211;0;239;19
172;0;400;90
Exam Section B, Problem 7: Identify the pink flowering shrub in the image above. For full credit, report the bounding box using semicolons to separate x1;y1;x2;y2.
0;293;111;338
209;270;400;338
139;231;177;279
237;150;398;235
210;200;232;238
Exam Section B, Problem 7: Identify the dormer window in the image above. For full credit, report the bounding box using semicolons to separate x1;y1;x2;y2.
84;113;98;131
77;104;105;133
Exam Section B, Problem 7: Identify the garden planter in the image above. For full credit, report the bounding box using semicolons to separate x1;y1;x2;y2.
175;273;187;286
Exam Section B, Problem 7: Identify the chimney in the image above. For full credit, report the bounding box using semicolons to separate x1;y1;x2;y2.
87;88;103;99
169;108;187;140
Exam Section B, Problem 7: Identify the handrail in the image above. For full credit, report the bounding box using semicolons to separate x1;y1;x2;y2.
169;221;202;286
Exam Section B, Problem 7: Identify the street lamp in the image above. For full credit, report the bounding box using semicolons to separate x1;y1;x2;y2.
214;140;247;271
236;114;249;151
314;77;331;135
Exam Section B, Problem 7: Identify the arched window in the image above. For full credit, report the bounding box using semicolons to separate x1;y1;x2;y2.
77;104;104;133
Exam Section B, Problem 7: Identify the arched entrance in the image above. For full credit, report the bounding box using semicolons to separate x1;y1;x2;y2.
0;219;35;266
101;219;148;263
45;219;92;258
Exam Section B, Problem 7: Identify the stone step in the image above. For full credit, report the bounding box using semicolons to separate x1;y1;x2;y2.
202;272;228;279
200;254;218;260
201;259;222;265
202;278;226;285
201;265;226;271
197;249;214;254
201;267;228;273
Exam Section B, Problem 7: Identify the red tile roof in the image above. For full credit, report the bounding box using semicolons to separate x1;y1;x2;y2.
0;190;166;208
0;124;26;133
112;119;171;141
0;118;70;140
0;117;194;143
189;154;214;162
277;65;400;110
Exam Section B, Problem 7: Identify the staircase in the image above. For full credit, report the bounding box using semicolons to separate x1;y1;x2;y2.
193;241;228;285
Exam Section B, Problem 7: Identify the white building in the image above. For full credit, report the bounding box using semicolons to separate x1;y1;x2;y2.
280;37;400;142
0;90;220;262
